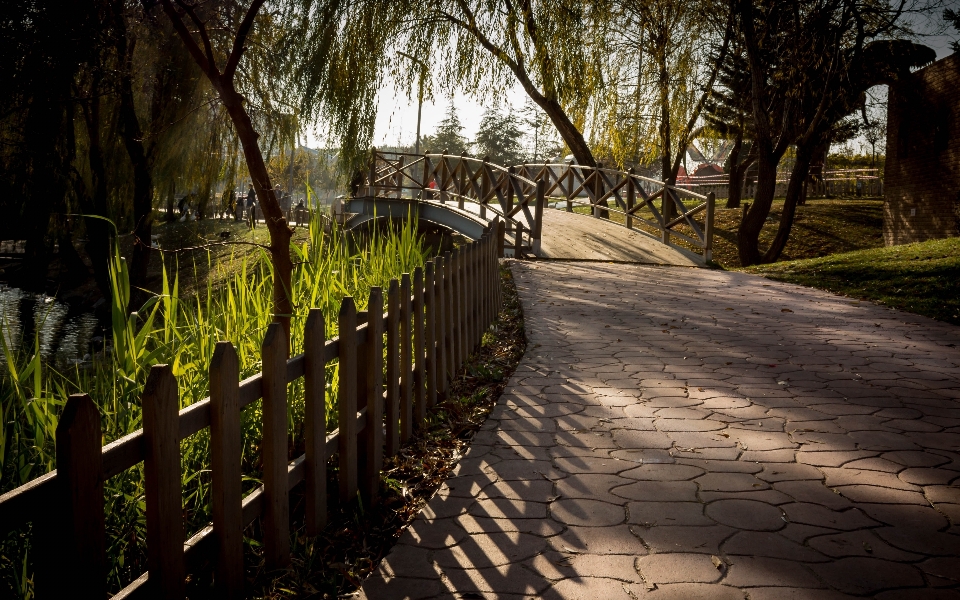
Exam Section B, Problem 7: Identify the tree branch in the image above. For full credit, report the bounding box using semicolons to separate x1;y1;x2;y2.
225;0;266;82
174;0;219;75
158;0;214;76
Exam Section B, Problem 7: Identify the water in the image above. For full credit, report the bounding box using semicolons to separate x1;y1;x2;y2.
0;284;99;368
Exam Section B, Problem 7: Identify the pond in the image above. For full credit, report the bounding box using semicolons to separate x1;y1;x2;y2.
0;283;100;369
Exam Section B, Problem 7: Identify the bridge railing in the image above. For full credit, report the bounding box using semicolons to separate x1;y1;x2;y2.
363;150;545;256
515;163;715;261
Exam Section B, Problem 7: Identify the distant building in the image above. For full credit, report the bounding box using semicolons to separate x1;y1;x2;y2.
884;52;960;245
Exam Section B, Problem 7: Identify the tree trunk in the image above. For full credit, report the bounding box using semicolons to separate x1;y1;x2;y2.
760;142;813;263
114;17;154;310
737;148;778;267
221;88;293;339
80;76;114;302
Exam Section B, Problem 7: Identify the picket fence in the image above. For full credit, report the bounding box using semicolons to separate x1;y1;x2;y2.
0;223;505;599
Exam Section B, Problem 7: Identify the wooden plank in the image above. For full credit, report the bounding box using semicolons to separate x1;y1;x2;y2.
142;365;185;599
626;169;636;229
434;255;447;397
362;287;384;504
304;309;327;534
261;323;290;569
209;343;242;599
53;394;106;597
401;273;414;440
451;247;462;371
704;192;715;262
422;262;435;414
338;297;358;503
443;251;455;383
514;222;525;259
386;279;400;456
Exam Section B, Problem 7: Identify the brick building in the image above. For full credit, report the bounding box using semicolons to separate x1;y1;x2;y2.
884;52;960;245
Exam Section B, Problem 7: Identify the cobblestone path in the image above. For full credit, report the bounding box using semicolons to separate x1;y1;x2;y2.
360;261;960;599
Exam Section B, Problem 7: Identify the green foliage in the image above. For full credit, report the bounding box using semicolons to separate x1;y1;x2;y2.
0;213;428;596
473;107;526;165
420;102;469;155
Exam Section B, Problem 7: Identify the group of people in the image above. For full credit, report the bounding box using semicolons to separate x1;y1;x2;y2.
220;185;308;228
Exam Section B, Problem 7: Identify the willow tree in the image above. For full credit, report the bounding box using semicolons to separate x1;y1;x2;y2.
601;0;732;187
403;0;611;170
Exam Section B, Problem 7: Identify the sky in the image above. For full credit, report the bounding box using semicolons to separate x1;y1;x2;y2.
305;14;958;157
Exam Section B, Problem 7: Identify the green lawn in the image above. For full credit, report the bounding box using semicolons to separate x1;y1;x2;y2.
745;236;960;325
572;197;885;268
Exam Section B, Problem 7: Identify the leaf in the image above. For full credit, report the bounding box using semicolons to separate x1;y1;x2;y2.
712;555;724;569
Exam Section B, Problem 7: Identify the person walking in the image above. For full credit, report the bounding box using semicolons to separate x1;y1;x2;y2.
246;184;257;229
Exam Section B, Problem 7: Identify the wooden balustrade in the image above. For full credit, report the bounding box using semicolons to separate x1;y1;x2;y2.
0;228;502;599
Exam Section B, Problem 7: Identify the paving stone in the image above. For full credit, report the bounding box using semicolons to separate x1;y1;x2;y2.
808;557;925;595
551;498;625;526
780;503;877;530
722;531;830;562
627;501;713;527
549;524;649;555
636;553;722;584
644;583;746;600
633;524;736;554
362;263;960;599
705;499;785;531
433;532;547;568
723;556;823;588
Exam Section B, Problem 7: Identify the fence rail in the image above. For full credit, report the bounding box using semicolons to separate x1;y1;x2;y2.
361;151;715;261
0;224;505;599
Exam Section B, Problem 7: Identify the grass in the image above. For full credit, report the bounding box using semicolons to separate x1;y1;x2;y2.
1;213;429;597
745;236;960;325
569;197;885;268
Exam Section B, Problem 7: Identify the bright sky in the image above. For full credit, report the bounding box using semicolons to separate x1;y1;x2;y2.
305;22;957;155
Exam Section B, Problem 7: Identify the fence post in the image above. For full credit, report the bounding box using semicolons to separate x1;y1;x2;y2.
386;280;400;456
533;179;545;255
406;267;426;418
434;255;447;399
396;155;405;200
142;365;185;599
262;323;290;569
362;287;384;504
704;192;715;263
444;251;456;383
421;154;431;202
514;222;525;260
626;168;636;230
423;262;435;414
304;309;327;534
338;297;358;503
480;157;490;220
496;218;506;259
53;394;106;597
454;247;464;369
400;273;413;442
662;188;673;246
210;343;242;598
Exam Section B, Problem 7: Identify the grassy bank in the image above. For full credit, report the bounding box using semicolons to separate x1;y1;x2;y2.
1;216;428;596
745;236;960;325
571;197;885;268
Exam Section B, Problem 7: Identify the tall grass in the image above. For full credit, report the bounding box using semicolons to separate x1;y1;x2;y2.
0;214;428;596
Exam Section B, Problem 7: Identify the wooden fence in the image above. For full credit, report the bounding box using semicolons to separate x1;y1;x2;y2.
0;224;504;599
514;163;715;261
366;151;545;256
365;151;716;261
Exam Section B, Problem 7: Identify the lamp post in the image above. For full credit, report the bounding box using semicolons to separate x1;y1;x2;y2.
398;51;427;155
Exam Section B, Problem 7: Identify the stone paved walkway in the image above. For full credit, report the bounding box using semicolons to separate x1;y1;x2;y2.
360;261;960;599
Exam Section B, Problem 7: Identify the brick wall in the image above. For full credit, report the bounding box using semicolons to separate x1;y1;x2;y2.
884;52;960;245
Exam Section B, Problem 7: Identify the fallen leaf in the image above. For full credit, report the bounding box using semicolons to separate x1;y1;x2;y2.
712;555;724;569
781;308;793;312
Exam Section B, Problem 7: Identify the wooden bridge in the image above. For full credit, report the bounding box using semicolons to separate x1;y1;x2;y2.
343;150;716;267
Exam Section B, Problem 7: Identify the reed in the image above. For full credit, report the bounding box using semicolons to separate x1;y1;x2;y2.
0;213;428;596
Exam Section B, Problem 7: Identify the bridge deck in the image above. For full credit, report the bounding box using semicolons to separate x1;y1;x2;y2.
536;209;703;266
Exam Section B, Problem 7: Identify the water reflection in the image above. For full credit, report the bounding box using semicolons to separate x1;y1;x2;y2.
0;284;98;368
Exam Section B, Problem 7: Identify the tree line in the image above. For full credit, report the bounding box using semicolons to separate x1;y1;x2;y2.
0;0;950;335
